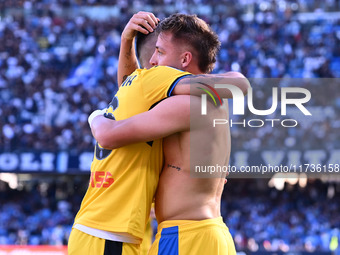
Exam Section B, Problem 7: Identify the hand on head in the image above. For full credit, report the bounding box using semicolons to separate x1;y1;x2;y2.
122;11;159;41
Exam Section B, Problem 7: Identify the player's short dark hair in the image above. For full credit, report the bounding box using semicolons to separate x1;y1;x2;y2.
136;31;148;61
157;13;220;73
136;31;156;68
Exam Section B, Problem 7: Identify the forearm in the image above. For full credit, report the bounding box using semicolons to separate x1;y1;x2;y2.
219;71;250;91
91;116;117;148
173;72;250;99
117;11;158;86
90;96;190;150
91;116;138;149
91;115;158;150
117;37;139;86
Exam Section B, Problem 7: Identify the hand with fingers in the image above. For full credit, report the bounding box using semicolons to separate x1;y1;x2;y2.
118;11;159;86
122;11;160;41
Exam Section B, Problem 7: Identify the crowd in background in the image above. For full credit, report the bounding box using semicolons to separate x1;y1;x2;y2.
0;0;340;253
0;177;86;246
1;0;340;11
0;177;339;253
1;0;340;152
224;179;340;253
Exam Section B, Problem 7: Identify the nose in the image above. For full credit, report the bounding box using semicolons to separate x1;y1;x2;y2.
149;51;158;66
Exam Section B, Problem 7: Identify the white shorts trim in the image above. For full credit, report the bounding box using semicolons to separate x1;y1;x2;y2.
73;224;141;244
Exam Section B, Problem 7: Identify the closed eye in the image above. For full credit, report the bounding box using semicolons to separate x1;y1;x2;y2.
155;46;164;55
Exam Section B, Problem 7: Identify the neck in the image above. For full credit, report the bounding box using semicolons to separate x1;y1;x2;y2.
187;65;203;75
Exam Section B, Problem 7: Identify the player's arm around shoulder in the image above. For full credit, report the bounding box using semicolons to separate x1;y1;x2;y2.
91;96;191;149
172;71;250;98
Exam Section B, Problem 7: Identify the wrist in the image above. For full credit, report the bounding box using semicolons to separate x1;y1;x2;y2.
121;36;134;45
88;109;107;128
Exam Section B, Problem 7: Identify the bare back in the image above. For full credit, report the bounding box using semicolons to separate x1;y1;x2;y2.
155;96;231;223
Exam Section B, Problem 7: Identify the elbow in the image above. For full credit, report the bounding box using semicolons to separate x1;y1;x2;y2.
91;119;120;149
95;134;119;150
225;71;250;96
98;141;119;150
231;72;251;96
241;78;251;96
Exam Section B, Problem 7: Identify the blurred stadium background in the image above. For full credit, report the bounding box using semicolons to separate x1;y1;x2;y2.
0;0;340;254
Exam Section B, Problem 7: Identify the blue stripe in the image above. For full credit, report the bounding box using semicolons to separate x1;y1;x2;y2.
158;226;179;255
134;38;143;69
167;74;193;97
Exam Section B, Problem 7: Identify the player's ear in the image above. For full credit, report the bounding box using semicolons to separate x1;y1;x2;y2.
180;51;192;69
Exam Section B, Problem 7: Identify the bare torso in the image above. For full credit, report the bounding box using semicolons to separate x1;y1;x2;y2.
155;96;230;223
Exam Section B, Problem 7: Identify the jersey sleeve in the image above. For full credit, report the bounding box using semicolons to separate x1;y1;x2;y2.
141;66;192;103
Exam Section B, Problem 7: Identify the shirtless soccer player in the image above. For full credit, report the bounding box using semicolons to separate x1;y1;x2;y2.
90;13;249;255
